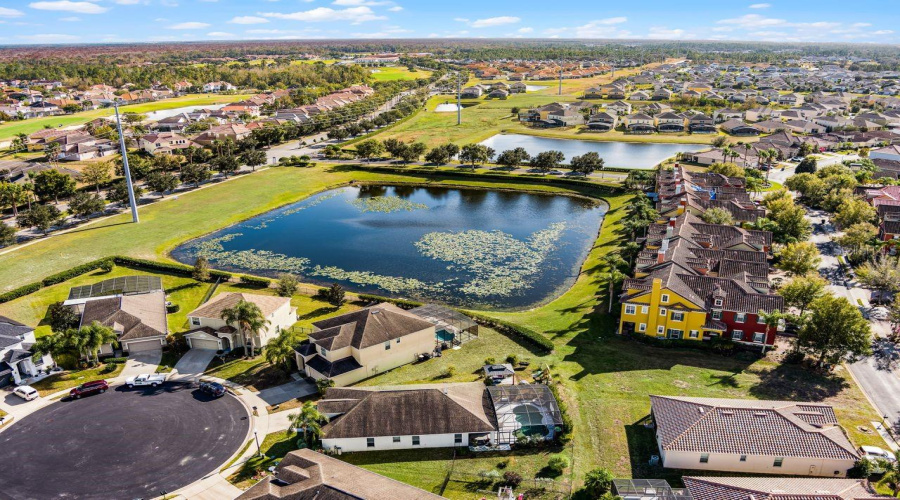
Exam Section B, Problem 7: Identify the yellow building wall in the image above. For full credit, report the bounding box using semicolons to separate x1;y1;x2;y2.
618;278;708;341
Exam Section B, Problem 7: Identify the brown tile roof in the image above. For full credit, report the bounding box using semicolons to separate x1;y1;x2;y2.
683;477;886;500
79;290;167;341
320;383;496;439
188;292;290;319
651;396;859;461
237;448;444;500
310;302;434;351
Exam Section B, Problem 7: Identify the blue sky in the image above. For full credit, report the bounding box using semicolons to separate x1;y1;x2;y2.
0;0;897;45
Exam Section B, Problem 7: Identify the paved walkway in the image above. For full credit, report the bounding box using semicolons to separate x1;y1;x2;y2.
170;349;218;381
120;351;162;380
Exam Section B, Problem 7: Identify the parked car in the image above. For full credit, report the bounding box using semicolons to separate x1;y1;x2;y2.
860;445;896;473
125;373;166;388
199;381;226;398
13;385;39;401
69;380;109;399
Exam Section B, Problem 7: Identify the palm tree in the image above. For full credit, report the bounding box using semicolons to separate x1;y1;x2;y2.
78;322;119;364
602;252;628;314
265;327;300;372
877;449;900;496
44;141;61;166
221;300;270;357
757;310;783;354
289;401;329;447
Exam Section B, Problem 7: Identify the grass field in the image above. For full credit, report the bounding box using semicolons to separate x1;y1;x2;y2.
0;164;888;491
368;66;433;82
0;93;252;142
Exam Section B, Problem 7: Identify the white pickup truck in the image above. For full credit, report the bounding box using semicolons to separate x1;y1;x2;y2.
125;373;166;388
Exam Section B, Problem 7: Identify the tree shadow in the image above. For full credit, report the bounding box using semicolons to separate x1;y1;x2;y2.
747;362;848;401
296;306;340;322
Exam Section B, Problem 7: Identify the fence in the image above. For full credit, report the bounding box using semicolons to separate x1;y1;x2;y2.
448;471;572;499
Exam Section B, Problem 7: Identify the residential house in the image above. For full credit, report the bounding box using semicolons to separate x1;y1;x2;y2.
78;290;168;355
630;90;651;101
583;87;605;99
294;303;435;386
777;93;803;106
650;395;859;477
0;317;52;387
184;292;296;352
720;119;760;136
460;86;483;99
682;477;888;499
203;81;236;92
652;88;673;101
754;119;788;134
688;113;716;134
138;132;194;155
871;145;900;162
317;382;562;452
154;113;192;132
624;113;655;134
784;119;825;135
713;108;744;123
655;112;686;133
586;112;617;132
193;123;251;146
237;449;445;500
488;89;509;100
606;100;632;116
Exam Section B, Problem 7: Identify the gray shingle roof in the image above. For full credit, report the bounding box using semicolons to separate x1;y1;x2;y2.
310;303;434;351
683;477;885;500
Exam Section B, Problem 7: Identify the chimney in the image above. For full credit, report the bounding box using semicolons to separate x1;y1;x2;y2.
657;239;669;264
668;217;677;228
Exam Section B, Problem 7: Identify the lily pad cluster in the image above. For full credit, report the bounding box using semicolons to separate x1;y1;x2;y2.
349;196;429;214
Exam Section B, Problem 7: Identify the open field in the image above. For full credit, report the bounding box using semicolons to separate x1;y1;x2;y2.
0;164;888;491
369;66;432;82
0;93;252;142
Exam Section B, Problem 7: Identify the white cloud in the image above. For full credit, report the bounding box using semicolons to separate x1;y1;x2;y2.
18;33;80;42
546;17;630;38
29;1;108;14
717;14;786;27
388;5;402;11
470;16;520;28
646;27;690;39
169;22;211;29
0;7;25;17
229;16;269;24
59;16;80;21
260;6;386;23
749;3;771;8
517;27;533;34
207;31;235;37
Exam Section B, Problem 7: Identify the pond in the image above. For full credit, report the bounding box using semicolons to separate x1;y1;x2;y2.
434;103;460;113
480;133;706;169
171;185;607;310
525;85;548;92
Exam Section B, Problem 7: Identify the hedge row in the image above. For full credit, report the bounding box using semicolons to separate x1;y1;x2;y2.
112;256;194;277
623;331;764;356
0;282;42;304
355;293;423;310
240;275;272;287
466;312;554;353
41;258;114;287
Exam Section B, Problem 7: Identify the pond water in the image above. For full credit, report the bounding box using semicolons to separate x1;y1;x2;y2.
172;185;606;309
434;103;460;112
480;134;706;169
525;85;548;92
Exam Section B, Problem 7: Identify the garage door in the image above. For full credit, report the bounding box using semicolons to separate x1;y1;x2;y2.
125;339;162;353
190;338;220;351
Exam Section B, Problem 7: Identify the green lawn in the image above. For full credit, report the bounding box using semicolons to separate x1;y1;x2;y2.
30;363;124;396
229;430;299;489
368;66;433;82
0;93;252;142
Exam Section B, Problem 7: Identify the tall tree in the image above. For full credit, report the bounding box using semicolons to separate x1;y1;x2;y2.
778;274;827;316
77;321;119;364
856;256;900;293
776;241;821;276
0;181;24;217
700;207;734;225
289;401;329;447
220;300;270;357
33;169;76;204
265;328;301;373
81;161;112;195
496;148;531;170
570;152;604;175
798;295;872;370
0;222;16;247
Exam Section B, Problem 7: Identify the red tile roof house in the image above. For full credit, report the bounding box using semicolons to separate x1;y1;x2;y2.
650;396;860;477
681;477;888;500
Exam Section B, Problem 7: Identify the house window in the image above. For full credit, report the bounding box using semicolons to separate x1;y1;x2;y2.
671;312;684;322
714;299;723;307
641;306;649;314
412;436;420;446
711;310;722;320
625;305;636;315
689;330;699;339
753;332;765;343
656;326;665;336
700;454;709;463
661;294;670;303
774;457;784;467
454;434;463;445
367;438;375;448
740;455;747;462
667;329;683;340
732;330;743;341
396;338;401;344
385;341;391;350
320;347;328;357
659;308;667;316
735;313;746;323
190;317;201;326
638;323;647;332
393;436;401;443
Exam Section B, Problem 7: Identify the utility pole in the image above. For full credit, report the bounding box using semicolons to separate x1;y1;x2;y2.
558;68;563;96
456;73;461;125
113;100;139;224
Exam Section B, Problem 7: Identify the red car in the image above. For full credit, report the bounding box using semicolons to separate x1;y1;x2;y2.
69;380;109;399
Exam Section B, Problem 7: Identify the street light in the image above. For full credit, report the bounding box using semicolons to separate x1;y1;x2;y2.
254;429;263;458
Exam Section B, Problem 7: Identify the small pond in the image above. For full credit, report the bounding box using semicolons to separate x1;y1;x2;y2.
525;85;548;92
434;103;460;113
480;133;706;169
172;185;606;309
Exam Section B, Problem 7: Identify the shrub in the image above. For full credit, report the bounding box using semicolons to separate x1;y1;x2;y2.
166;303;180;313
582;468;614;496
502;471;522;488
316;377;335;395
441;365;456;378
0;282;42;304
240;275;271;287
549;383;574;444
47;302;80;332
547;454;569;474
505;354;519;365
849;458;874;479
466;312;554;353
104;357;129;364
355;293;422;309
41;258;112;286
276;274;299;297
479;469;501;479
100;363;117;374
484;357;496;366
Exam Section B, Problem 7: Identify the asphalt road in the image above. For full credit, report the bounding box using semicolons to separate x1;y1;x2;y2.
0;382;249;500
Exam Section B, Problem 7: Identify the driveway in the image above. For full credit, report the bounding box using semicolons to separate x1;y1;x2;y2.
0;383;249;500
257;379;317;406
171;349;217;381
120;350;162;380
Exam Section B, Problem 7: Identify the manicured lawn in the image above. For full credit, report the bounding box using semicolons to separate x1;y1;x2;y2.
368;66;432;82
0;93;252;142
205;355;292;391
29;363;124;396
229;430;298;489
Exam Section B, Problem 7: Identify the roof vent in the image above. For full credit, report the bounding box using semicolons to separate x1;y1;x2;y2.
698;407;705;414
753;412;767;417
442;388;448;395
721;410;734;416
